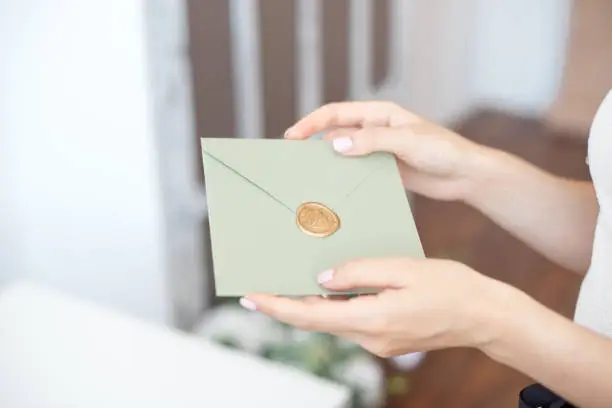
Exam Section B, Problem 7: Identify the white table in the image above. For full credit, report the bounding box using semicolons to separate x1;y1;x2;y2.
0;283;350;408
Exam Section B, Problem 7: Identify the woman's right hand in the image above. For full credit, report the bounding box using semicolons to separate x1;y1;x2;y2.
284;101;491;202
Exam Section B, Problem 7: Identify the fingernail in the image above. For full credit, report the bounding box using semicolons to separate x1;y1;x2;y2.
239;297;257;311
332;137;353;153
317;269;335;284
283;127;293;138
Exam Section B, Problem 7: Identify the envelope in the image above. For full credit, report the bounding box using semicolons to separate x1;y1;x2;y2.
201;137;424;296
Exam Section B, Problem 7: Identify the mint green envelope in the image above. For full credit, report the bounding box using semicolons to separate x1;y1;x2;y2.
201;138;424;296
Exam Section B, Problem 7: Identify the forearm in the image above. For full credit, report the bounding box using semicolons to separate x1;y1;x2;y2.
480;286;612;408
464;147;599;273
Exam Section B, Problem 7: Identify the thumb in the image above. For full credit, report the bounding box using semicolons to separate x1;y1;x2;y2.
318;258;413;291
325;126;419;158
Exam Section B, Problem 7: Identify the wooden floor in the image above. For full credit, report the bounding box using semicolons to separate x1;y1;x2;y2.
386;111;591;408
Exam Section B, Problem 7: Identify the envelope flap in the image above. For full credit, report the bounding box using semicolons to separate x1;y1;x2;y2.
201;138;393;211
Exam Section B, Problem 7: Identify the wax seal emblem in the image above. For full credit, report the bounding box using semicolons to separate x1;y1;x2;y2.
296;202;340;237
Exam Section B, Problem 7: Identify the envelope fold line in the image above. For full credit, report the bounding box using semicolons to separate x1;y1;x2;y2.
341;162;389;202
201;138;396;214
203;150;294;213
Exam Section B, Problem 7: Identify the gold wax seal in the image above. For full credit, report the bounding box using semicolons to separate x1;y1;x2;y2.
296;202;340;237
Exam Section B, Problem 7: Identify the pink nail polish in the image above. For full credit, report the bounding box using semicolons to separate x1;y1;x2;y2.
239;297;257;311
333;137;353;153
317;269;335;284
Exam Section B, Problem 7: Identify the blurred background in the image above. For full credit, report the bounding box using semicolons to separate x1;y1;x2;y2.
1;0;611;407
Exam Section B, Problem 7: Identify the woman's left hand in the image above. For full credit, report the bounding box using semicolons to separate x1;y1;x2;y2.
241;258;513;357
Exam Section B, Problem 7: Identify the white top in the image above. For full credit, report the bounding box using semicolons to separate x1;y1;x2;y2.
574;90;612;337
0;283;350;408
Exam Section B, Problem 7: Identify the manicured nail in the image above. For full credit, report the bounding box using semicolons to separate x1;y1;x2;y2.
333;137;353;153
239;297;257;311
283;127;293;138
317;269;335;284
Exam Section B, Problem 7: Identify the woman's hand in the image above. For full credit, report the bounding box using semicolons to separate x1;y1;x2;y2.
241;258;513;357
285;100;599;273
284;101;490;202
242;262;612;408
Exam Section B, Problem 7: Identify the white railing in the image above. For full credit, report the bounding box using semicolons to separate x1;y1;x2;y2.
228;0;413;139
296;0;323;117
229;0;264;139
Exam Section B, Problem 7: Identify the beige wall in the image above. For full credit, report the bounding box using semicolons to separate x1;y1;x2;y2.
547;0;612;136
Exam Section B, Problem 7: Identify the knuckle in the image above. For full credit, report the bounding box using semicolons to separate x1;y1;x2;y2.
257;301;279;317
398;258;415;273
382;101;401;112
353;129;376;151
369;340;394;358
322;101;341;111
382;102;406;124
378;348;395;358
390;258;416;280
337;259;355;273
296;317;316;332
338;258;365;276
365;314;389;334
368;100;397;110
316;103;339;121
323;101;346;116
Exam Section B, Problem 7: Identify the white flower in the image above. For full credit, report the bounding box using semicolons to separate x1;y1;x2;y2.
331;354;385;408
193;304;286;354
390;352;426;372
335;337;362;353
289;327;319;343
289;329;361;352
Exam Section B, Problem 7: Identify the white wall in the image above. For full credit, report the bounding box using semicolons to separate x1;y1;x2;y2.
0;0;200;324
401;0;572;124
469;0;572;116
399;0;476;124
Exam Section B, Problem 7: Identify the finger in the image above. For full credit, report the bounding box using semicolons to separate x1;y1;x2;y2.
325;126;423;157
321;127;359;142
317;258;414;291
241;293;364;332
284;101;419;140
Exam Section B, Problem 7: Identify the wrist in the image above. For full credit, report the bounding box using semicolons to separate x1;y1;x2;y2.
465;276;533;351
457;145;509;205
474;280;551;361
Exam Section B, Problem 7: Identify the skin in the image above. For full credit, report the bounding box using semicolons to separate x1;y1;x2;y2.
240;101;610;407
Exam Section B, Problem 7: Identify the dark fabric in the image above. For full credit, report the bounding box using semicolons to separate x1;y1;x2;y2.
519;384;576;408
